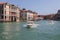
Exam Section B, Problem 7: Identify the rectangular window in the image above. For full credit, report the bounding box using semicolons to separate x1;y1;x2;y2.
5;16;6;19
0;4;3;14
0;15;4;19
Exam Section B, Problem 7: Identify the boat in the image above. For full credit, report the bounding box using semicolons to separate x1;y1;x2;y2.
48;20;54;24
26;21;34;28
23;21;39;28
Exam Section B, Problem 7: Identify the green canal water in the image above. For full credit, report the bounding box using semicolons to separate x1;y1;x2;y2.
0;20;60;40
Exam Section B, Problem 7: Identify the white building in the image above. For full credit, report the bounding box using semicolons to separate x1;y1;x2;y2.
27;11;33;21
20;9;34;21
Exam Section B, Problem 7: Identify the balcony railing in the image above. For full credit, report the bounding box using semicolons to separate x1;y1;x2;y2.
9;14;16;16
9;9;16;12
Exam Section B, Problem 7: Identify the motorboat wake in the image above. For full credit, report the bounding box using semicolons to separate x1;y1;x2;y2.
23;21;39;28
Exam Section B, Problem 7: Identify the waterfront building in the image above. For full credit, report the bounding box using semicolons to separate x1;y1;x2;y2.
20;9;34;21
33;12;38;21
27;10;34;21
37;15;44;20
20;9;27;21
0;2;20;22
53;10;60;20
44;14;55;20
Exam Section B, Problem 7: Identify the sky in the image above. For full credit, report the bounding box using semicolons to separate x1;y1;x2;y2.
0;0;60;15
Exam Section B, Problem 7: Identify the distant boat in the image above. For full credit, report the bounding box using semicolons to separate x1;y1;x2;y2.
48;20;54;24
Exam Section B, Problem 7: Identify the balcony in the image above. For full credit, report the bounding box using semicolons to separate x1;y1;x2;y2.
9;9;16;12
10;14;16;16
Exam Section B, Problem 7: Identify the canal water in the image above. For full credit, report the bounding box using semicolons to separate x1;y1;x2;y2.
0;20;60;40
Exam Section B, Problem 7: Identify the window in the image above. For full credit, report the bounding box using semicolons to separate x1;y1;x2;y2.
0;16;4;19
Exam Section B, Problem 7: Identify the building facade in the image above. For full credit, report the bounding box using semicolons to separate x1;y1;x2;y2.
27;10;34;21
20;9;27;21
53;10;60;20
20;9;34;21
0;2;20;22
37;15;45;20
33;12;38;21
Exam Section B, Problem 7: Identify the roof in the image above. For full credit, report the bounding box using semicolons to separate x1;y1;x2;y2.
0;2;6;4
33;12;37;14
20;10;27;12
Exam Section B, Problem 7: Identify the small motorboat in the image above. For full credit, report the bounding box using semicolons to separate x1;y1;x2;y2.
26;21;34;28
23;21;39;28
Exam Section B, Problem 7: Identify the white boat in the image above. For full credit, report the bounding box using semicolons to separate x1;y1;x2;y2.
26;21;34;28
48;20;54;24
23;21;39;28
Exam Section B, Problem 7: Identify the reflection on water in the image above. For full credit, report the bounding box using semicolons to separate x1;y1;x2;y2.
1;22;20;40
0;21;60;40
